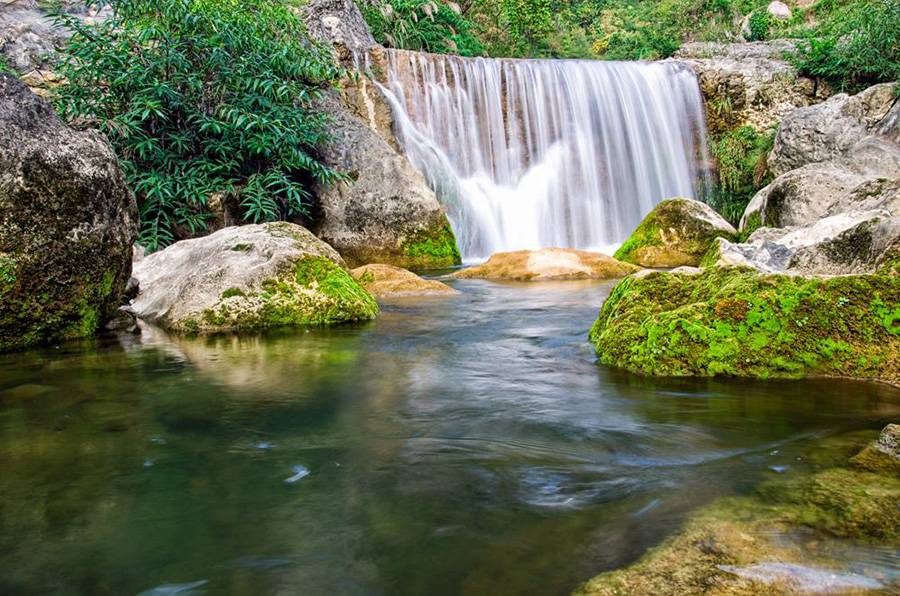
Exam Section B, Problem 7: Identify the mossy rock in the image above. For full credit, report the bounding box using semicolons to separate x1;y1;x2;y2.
399;221;462;270
589;266;899;383
0;74;137;352
131;223;378;333
614;198;737;268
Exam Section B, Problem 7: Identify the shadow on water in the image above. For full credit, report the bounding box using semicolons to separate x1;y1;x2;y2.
1;278;898;595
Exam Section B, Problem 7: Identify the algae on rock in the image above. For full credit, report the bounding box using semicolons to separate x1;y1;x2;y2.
589;266;899;384
614;198;737;268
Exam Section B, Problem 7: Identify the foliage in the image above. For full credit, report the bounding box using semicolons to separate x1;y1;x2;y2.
707;126;774;226
359;0;483;56
746;9;770;41
791;0;900;92
0;55;13;75
51;0;341;251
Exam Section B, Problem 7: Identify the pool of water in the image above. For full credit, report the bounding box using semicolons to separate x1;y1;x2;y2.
1;279;897;595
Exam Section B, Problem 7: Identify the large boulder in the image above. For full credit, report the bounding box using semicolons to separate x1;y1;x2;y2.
452;248;638;281
299;0;461;270
351;263;458;298
769;83;899;177
129;222;378;333
589;266;899;383
614;198;737;268
0;73;137;351
674;41;829;134
705;210;900;276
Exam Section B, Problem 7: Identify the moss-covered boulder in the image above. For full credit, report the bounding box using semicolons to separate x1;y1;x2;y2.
351;263;458;299
851;424;900;476
614;198;737;268
589;266;899;384
453;248;638;281
130;223;378;333
0;73;138;351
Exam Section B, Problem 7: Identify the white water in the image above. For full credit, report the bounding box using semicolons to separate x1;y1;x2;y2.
363;50;709;261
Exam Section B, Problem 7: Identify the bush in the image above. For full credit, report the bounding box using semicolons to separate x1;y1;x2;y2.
747;9;770;41
51;0;341;251
792;0;900;92
707;126;774;225
359;0;483;56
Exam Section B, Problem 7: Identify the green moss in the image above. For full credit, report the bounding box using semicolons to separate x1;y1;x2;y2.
589;266;899;383
401;223;462;269
176;256;378;333
738;212;763;243
230;243;253;252
0;253;17;300
613;198;736;268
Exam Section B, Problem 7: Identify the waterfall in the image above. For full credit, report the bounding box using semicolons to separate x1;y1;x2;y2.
367;49;709;262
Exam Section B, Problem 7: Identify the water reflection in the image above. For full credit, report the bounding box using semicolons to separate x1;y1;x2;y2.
0;279;897;595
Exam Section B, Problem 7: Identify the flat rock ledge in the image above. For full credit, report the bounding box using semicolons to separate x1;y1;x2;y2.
452;248;638;281
130;223;378;333
351;263;458;298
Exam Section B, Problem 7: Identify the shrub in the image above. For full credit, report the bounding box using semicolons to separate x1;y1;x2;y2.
707;126;774;225
792;0;900;92
747;9;770;41
51;0;341;251
359;0;483;56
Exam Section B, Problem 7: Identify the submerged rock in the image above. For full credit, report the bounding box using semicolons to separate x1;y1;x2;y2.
452;248;638;281
589;266;899;383
130;223;378;333
351;263;458;298
614;198;736;268
0;73;137;351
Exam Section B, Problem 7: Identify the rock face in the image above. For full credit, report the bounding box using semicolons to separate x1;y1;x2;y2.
300;0;462;270
351;263;458;298
711;210;900;276
614;198;737;268
0;73;137;351
674;41;829;134
769;83;899;177
130;223;378;333
741;83;900;232
452;249;638;281
589;266;899;383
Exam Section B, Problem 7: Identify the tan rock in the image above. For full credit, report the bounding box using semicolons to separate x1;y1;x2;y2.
452;248;638;281
351;263;458;298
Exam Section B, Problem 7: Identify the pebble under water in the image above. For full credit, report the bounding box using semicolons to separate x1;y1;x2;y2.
1;279;898;595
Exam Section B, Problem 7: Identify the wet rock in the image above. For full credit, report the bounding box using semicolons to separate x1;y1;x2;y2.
452;248;638;281
769;83;899;177
614;198;736;268
707;210;900;275
0;73;137;351
674;41;829;134
351;263;458;298
851;424;900;476
129;223;378;333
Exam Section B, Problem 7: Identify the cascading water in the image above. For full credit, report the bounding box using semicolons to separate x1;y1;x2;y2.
367;49;709;261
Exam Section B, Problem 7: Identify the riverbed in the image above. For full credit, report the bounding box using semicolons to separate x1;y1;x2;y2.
1;279;897;595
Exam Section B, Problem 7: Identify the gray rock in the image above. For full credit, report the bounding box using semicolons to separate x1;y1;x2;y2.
0;73;137;351
298;0;376;55
769;83;898;177
767;1;791;19
674;41;829;134
129;222;378;333
708;210;899;275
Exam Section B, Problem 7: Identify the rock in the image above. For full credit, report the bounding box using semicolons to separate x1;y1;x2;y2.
351;263;458;298
312;91;461;270
589;266;899;383
706;210;900;275
129;222;378;333
452;248;638;281
741;137;900;231
674;41;829;134
298;0;376;55
0;73;137;351
769;83;899;177
767;1;791;19
614;198;737;268
851;424;900;475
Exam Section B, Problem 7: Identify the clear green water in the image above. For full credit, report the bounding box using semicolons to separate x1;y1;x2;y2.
1;279;897;595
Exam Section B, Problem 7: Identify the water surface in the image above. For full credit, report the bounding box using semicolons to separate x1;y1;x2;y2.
1;279;897;595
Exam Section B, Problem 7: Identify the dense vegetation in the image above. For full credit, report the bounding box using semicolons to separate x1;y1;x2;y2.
52;0;341;251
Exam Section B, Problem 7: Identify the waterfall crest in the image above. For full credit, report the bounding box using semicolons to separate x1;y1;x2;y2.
369;49;709;261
